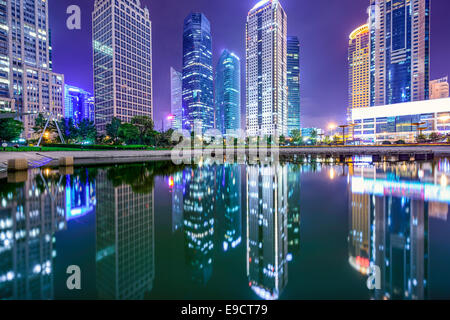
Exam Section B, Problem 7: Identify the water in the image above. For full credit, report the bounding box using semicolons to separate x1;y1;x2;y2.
1;159;450;300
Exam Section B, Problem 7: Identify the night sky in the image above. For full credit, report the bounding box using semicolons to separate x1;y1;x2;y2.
49;0;450;130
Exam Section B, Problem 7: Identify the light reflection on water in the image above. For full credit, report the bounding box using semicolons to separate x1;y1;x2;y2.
1;159;450;300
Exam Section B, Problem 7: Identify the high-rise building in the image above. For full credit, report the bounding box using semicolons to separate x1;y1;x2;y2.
0;0;65;139
430;77;449;100
369;0;430;106
182;13;214;133
348;25;370;124
287;36;300;135
93;0;153;133
246;0;288;137
247;165;288;300
215;50;241;135
170;67;183;131
64;85;95;124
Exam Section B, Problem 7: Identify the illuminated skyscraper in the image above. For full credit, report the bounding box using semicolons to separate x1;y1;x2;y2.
170;67;183;131
215;50;241;135
246;0;288;136
287;36;300;135
369;0;430;106
93;0;153;133
348;24;370;124
182;13;214;133
64;85;95;124
430;77;449;100
0;0;65;138
247;165;288;300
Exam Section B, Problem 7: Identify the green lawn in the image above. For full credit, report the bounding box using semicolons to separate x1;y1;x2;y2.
0;145;172;152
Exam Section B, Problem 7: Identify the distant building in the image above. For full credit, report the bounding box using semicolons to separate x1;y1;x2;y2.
369;0;430;106
64;85;95;124
348;24;370;124
170;68;183;131
430;77;449;100
287;36;301;136
246;0;288;137
352;98;450;143
93;0;153;133
301;128;323;139
215;50;241;135
182;13;214;133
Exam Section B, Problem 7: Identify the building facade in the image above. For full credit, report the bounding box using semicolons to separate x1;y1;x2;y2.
348;24;370;124
215;50;241;135
246;0;288;137
352;98;450;143
64;85;95;124
170;67;183;131
369;0;430;106
0;0;65;139
93;0;153;133
430;77;450;100
287;36;300;135
182;13;214;133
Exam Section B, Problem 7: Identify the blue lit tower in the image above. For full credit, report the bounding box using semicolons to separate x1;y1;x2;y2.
182;13;214;133
215;50;241;135
369;0;430;106
287;36;300;135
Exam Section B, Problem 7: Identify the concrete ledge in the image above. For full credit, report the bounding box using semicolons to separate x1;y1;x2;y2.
7;158;28;171
7;171;28;183
59;156;74;167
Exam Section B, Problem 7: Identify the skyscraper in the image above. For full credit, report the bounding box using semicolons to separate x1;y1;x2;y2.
215;50;241;135
182;13;214;133
369;0;430;106
93;0;153;133
430;77;449;100
287;36;300;135
348;24;370;124
64;85;95;124
246;0;288;137
0;0;65;139
170;67;183;131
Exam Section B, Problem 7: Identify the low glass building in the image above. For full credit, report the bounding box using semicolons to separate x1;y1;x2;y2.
352;98;450;143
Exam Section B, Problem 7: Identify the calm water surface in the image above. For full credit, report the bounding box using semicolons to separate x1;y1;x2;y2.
1;159;450;300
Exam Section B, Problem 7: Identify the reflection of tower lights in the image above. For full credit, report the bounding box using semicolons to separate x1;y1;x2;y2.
440;174;448;187
329;168;336;180
168;176;174;189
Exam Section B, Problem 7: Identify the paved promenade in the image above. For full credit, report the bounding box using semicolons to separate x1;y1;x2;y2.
1;145;450;170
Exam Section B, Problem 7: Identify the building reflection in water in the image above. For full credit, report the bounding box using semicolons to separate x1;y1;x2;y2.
0;169;66;299
95;169;154;299
348;161;450;300
182;164;216;285
287;164;301;259
246;165;289;300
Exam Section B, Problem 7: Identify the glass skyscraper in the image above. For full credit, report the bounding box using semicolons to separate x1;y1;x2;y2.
246;0;288;137
170;67;183;131
369;0;430;106
287;36;300;136
64;85;95;124
93;0;153;133
215;50;241;135
182;13;214;133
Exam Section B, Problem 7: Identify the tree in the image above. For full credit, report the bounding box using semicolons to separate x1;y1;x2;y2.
310;129;318;145
131;115;154;143
0;118;24;142
279;135;286;146
77;119;97;143
106;117;122;144
118;123;140;144
58;118;78;142
291;129;303;145
429;132;441;142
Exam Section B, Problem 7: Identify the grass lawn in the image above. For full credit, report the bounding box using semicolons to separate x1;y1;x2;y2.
0;145;172;152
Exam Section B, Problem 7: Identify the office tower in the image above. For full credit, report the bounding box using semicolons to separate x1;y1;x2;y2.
170;67;183;131
96;170;155;299
64;85;95;124
430;77;449;100
183;166;215;285
182;13;214;133
93;0;153;133
287;164;301;257
369;0;430;106
0;170;66;299
215;50;241;135
287;36;300;135
246;0;288;137
0;0;65;138
247;165;288;300
348;25;370;124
